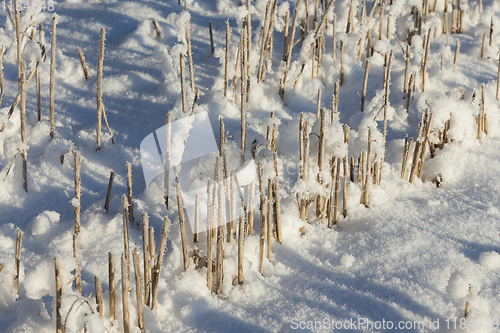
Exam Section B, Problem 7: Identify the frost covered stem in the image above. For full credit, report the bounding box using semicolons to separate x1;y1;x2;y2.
54;257;62;333
121;254;130;333
94;276;103;318
133;249;144;333
37;24;42;121
267;179;272;259
152;217;170;314
14;2;21;92
333;157;341;224
108;252;115;320
74;152;81;234
258;194;266;275
362;130;372;207
176;183;189;271
240;29;247;166
273;177;282;244
224;21;230;98
343;156;348;217
20;63;27;192
142;213;150;307
361;59;370;111
248;179;255;235
186;20;195;93
215;158;224;294
206;182;213;292
164;114;171;209
403;44;409;94
122;195;131;279
279;0;301;98
180;54;187;112
50;17;57;138
496;52;500;101
316;109;325;217
96;28;105;150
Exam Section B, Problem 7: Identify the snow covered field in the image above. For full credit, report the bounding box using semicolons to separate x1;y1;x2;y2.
0;0;500;332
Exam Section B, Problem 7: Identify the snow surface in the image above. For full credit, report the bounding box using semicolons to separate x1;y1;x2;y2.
0;0;500;332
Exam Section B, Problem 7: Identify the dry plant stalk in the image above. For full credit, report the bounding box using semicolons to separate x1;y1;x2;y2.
224;22;230;98
346;0;354;33
258;194;266;275
279;0;302;98
73;235;81;295
481;33;486;58
453;40;459;73
209;22;214;54
409;114;425;183
180;54;187;112
267;179;272;260
316;109;325;217
342;156;348;217
206;181;213;292
231;173;237;238
378;2;384;40
238;203;245;284
54;257;62;333
406;73;416;112
122;195;131;279
464;301;470;317
215;158;224;294
14;1;21;91
401;137;414;179
316;89;322;119
248;180;255;235
340;40;344;85
121;254;130;333
332;14;336;62
108;252;115;320
327;158;336;227
240;29;247;166
164;114;171;209
489;18;493;47
142;212;151;307
333;157;341;224
94;276;103;318
20;63;27;192
418;112;433;178
77;47;89;79
14;229;21;298
273;176;282;244
152;216;170;314
420;30;431;92
104;171;114;213
362;130;372;207
185;20;195;93
194;194;200;243
132;249;144;333
176;183;189;270
361;59;369;111
403;44;409;94
96;28;105;150
126;162;135;224
497;52;500;101
257;1;272;83
74;152;81;233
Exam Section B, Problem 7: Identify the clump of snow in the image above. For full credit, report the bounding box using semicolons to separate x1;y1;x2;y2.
29;211;60;236
478;251;500;270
